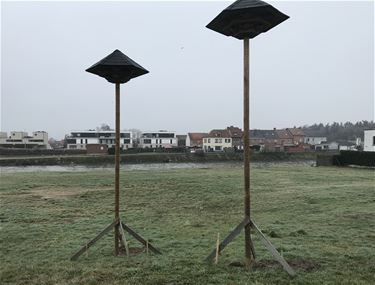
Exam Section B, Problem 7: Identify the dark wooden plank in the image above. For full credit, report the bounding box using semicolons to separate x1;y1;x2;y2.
71;221;116;261
121;222;161;254
250;220;296;276
205;218;250;263
250;238;256;260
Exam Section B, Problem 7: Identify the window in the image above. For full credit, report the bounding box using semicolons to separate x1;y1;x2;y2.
143;139;151;144
80;139;83;144
215;146;222;151
85;139;88;144
124;139;130;144
204;139;207;143
170;139;173;144
373;136;375;146
208;139;211;143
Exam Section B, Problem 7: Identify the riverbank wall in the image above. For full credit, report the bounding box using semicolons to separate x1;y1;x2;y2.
0;152;316;166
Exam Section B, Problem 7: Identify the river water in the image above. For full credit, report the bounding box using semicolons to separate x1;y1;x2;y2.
0;161;315;173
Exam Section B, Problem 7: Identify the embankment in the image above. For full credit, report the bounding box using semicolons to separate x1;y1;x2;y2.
0;152;316;167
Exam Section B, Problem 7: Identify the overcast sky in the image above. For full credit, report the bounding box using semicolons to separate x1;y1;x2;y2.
1;0;374;139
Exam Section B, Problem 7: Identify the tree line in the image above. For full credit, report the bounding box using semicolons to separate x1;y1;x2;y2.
300;120;375;142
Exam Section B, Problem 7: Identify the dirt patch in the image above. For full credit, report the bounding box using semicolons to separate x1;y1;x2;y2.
254;257;320;272
118;246;148;256
9;187;111;200
229;257;320;272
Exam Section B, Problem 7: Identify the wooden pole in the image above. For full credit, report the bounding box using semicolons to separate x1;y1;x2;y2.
215;233;220;264
115;83;120;255
243;38;252;268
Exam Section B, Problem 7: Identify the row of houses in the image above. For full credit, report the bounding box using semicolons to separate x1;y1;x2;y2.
63;126;337;153
60;128;375;153
2;129;374;152
0;131;49;148
190;127;329;153
66;130;177;151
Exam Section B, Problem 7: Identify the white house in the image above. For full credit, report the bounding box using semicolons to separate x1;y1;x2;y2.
304;136;327;145
66;130;133;150
315;141;339;151
203;129;232;152
139;130;177;148
0;131;49;148
364;130;375;152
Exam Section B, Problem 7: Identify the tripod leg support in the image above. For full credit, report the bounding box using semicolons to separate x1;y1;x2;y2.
71;221;117;261
121;222;161;255
205;217;250;263
250;220;296;277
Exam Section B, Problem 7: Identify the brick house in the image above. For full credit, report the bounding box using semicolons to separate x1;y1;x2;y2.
287;128;305;145
250;129;281;152
226;126;243;150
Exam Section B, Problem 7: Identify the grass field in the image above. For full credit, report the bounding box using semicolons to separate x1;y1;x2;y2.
1;163;374;285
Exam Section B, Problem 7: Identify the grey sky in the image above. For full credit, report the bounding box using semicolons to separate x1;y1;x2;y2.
1;1;374;139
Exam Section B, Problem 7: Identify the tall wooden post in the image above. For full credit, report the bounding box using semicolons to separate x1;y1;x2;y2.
115;82;120;255
243;38;252;268
71;49;160;261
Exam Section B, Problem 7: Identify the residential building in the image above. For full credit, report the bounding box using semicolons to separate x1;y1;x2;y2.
0;131;49;149
227;126;243;150
203;129;232;152
250;129;281;152
186;133;208;148
139;130;177;148
66;130;133;150
304;136;327;145
315;142;339;151
275;129;293;146
364;130;375;152
287;128;305;145
176;135;187;147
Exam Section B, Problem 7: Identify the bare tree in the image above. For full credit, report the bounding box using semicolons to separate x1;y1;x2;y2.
96;123;112;131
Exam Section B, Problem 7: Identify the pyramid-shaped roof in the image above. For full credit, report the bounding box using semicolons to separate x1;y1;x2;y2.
206;0;289;40
86;50;149;84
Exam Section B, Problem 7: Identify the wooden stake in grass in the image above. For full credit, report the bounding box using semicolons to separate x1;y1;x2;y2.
215;233;220;265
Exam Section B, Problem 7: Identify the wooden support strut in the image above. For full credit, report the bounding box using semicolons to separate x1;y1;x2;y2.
205;218;250;262
70;221;117;261
121;222;162;255
119;221;130;256
250;220;296;277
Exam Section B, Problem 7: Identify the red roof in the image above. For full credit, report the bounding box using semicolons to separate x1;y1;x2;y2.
227;126;243;138
276;129;292;139
188;133;208;141
205;129;231;138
